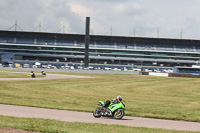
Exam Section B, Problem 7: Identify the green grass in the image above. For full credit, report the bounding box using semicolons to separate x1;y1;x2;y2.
0;71;45;78
0;115;197;133
0;71;200;122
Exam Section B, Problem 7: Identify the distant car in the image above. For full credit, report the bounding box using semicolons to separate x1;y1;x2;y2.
154;69;161;73
123;67;128;71
88;66;94;70
23;64;30;68
70;66;75;69
113;68;118;71
144;69;152;72
133;68;141;72
163;69;173;73
105;67;111;70
65;66;70;69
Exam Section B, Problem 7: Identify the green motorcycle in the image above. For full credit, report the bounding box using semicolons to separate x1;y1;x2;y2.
93;100;125;119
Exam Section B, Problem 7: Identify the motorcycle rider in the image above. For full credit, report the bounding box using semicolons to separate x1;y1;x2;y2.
101;95;123;115
30;71;35;78
41;70;46;75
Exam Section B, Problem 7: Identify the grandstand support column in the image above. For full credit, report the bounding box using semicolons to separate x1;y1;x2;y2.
84;17;90;68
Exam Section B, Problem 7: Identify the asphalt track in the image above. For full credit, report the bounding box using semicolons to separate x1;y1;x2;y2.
0;104;200;132
0;71;93;80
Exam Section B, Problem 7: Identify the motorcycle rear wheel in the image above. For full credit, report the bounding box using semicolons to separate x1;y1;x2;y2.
93;107;102;118
113;109;124;119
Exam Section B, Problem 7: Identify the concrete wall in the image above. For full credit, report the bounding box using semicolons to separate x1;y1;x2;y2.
169;73;200;78
141;71;200;78
149;72;169;77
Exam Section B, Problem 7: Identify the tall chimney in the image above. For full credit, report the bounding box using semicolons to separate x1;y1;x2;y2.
84;17;90;68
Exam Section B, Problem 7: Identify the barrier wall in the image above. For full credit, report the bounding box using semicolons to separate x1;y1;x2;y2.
141;72;200;78
169;73;200;78
149;72;169;77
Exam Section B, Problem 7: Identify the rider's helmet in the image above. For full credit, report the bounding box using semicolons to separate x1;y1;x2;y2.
117;95;122;102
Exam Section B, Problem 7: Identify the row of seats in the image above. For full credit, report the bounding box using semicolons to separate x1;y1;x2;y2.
14;51;197;64
0;37;199;52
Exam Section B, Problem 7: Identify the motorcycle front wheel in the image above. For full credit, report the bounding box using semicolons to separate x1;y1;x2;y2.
113;109;124;119
93;107;102;118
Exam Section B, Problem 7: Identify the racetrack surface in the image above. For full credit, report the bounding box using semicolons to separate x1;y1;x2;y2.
0;104;200;132
0;71;92;81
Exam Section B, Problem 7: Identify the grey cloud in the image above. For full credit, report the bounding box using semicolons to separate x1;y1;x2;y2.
0;0;84;33
35;0;84;33
0;0;43;30
183;17;200;39
1;0;200;39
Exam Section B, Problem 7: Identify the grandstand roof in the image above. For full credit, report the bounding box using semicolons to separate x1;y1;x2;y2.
1;30;200;46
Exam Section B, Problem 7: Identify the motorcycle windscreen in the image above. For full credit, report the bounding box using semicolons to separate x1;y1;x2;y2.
98;101;105;106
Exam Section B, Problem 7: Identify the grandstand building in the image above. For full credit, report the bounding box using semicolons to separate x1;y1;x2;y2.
0;30;200;69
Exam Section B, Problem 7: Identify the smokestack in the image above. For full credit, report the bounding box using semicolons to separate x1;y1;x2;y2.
84;17;90;68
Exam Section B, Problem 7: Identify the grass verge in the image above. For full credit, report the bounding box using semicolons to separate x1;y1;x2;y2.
0;71;45;78
0;115;197;133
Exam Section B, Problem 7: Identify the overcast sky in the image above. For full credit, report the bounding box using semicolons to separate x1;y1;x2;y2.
1;0;200;39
